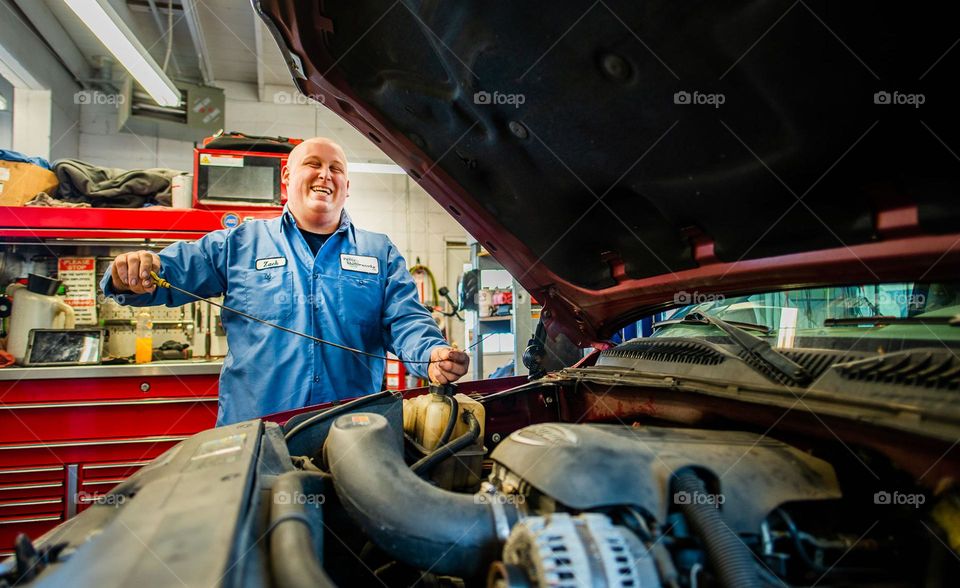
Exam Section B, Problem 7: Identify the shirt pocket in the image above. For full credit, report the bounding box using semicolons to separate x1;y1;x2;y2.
339;274;383;330
238;269;294;323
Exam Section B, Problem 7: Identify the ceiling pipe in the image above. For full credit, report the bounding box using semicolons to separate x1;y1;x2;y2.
143;0;183;78
180;0;214;85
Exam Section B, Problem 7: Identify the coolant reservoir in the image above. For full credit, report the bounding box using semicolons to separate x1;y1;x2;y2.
402;391;486;491
403;392;485;450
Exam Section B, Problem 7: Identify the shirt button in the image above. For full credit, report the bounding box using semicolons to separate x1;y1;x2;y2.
313;376;320;382
313;273;319;279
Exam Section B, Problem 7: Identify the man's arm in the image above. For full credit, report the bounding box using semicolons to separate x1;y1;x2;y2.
100;230;230;307
380;243;468;382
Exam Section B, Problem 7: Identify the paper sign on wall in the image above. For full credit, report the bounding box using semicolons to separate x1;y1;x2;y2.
58;257;98;325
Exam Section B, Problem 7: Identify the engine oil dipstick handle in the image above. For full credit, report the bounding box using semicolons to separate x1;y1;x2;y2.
149;271;488;365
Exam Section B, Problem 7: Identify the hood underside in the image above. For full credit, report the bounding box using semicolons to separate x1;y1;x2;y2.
255;0;960;344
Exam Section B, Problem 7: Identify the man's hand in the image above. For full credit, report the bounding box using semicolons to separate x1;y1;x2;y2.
110;250;161;294
428;346;470;384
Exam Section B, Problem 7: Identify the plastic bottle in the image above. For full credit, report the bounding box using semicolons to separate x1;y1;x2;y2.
135;310;153;364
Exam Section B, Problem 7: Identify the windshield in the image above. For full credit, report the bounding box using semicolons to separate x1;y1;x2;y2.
651;283;960;352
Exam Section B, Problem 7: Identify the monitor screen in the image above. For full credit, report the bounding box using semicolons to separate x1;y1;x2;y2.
203;165;278;202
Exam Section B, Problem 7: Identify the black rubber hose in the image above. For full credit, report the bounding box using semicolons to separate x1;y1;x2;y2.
438;393;459;446
411;410;480;477
324;412;515;578
285;390;394;441
674;470;760;588
269;470;336;588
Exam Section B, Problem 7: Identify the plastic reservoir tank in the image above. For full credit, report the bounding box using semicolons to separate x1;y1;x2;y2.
403;392;486;491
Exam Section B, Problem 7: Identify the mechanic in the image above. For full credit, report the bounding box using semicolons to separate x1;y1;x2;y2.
100;137;469;425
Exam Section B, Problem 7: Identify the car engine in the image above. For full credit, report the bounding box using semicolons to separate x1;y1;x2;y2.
304;391;944;588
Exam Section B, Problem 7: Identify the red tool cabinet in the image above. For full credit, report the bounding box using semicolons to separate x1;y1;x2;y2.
0;365;221;557
0;205;282;557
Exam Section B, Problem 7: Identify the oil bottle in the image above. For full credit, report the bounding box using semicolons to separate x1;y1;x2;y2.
135;309;153;363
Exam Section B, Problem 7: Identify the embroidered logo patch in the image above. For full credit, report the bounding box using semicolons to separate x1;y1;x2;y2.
340;254;379;274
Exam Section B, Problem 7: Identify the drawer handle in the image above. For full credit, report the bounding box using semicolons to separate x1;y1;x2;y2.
0;514;61;524
0;482;62;492
0;500;61;510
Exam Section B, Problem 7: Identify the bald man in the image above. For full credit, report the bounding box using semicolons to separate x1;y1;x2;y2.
101;138;469;425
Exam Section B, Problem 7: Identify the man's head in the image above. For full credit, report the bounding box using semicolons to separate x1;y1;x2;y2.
282;137;350;232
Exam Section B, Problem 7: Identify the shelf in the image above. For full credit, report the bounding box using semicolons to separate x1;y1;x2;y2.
0;206;281;239
479;316;511;322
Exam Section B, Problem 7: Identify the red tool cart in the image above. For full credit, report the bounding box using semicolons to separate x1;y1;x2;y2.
0;205;279;558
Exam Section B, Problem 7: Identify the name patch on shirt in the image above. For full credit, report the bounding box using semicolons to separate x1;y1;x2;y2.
340;253;379;275
255;257;287;270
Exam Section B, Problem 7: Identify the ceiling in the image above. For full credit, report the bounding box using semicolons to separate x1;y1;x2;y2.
22;0;293;92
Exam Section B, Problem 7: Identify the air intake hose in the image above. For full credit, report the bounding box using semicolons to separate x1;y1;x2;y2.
674;470;760;588
269;470;336;588
324;412;515;578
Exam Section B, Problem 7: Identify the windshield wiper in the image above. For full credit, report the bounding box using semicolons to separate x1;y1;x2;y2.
675;312;813;386
823;315;960;327
653;314;772;334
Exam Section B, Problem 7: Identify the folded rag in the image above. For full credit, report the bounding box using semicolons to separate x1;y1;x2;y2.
25;193;91;208
53;159;184;207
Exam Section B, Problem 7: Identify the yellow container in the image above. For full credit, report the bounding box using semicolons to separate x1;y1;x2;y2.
135;310;153;364
135;337;153;364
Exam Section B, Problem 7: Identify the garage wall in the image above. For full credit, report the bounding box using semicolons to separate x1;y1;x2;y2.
77;82;468;290
0;1;81;160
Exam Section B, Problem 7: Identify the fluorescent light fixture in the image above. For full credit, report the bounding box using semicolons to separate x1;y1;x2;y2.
350;162;407;175
63;0;180;107
0;95;7;111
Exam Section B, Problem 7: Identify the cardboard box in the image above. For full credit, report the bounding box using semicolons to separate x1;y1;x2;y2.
0;161;59;206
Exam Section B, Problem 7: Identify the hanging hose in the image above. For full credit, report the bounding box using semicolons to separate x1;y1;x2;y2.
437;393;459;446
673;470;760;588
408;264;439;308
411;410;480;477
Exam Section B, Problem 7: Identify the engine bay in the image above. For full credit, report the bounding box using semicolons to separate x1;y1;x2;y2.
275;376;960;588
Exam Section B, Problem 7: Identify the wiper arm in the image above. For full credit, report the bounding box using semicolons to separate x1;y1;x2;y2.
823;315;960;327
685;312;813;386
652;315;772;334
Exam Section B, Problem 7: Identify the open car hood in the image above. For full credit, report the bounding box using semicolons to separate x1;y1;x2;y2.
254;1;960;345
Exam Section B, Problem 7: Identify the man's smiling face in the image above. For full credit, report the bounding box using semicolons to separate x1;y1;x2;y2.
282;138;350;228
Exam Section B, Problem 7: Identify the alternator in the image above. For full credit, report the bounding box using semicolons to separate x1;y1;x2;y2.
492;513;658;588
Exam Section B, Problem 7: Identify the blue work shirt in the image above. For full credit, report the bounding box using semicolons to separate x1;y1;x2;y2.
100;207;446;425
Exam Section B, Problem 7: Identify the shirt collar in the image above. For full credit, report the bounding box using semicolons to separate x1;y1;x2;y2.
280;206;352;235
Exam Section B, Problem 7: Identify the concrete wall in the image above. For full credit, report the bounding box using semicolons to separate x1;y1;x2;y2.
0;1;81;160
0;74;12;149
77;81;469;291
